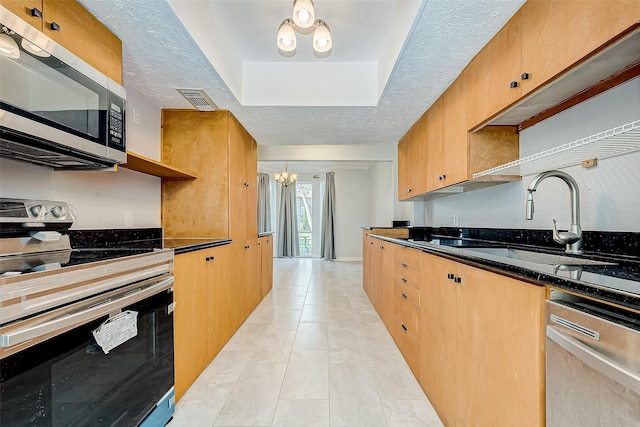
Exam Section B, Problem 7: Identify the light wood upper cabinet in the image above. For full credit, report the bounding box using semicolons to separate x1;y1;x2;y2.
397;112;428;200
161;110;258;240
2;0;123;83
520;0;639;95
425;97;445;192
419;252;546;427
2;0;43;28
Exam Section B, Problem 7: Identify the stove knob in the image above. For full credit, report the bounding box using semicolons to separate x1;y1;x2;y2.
51;205;67;218
30;205;44;216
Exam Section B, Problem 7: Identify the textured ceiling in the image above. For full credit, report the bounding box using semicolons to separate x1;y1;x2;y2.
78;0;526;146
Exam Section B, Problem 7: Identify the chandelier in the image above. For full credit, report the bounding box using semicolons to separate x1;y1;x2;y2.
274;163;298;187
277;0;332;58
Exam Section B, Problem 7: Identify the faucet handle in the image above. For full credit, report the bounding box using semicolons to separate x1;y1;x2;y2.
552;219;581;245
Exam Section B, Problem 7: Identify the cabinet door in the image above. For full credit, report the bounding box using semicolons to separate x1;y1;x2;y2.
442;76;469;187
483;10;522;118
241;239;262;319
419;253;459;427
173;249;212;401
209;244;233;360
2;0;44;28
455;265;545;427
379;242;395;328
42;0;122;83
397;135;411;200
260;236;273;298
425;97;444;192
245;137;258;239
228;114;257;241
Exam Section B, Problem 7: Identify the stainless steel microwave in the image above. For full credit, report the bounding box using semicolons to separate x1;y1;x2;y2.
0;7;126;169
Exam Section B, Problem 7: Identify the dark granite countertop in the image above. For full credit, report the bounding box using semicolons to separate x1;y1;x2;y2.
163;238;231;255
369;228;640;313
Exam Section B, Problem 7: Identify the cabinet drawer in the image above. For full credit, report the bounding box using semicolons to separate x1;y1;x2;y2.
394;261;421;289
394;246;421;270
392;315;420;378
394;287;420;338
394;276;421;308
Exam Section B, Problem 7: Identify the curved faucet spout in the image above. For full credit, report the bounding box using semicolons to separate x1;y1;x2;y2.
525;170;583;254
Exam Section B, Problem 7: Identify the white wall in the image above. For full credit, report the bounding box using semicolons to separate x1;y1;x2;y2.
0;87;162;230
421;78;640;232
368;161;395;226
334;169;371;260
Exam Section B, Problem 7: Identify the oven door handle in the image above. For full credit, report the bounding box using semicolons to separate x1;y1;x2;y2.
0;276;174;348
547;325;640;394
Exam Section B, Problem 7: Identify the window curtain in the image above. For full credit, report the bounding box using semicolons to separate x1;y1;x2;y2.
257;173;271;233
321;172;336;261
277;183;299;258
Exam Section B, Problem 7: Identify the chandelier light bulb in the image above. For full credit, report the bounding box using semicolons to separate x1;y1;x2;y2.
0;33;20;59
312;20;332;54
277;19;297;53
292;0;315;29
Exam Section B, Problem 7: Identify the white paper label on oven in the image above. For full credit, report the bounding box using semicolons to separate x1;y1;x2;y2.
92;310;138;354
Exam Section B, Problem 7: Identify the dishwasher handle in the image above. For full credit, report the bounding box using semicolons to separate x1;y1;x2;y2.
547;325;640;395
1;276;174;348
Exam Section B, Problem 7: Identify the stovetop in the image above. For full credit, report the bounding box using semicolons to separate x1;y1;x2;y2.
0;247;157;277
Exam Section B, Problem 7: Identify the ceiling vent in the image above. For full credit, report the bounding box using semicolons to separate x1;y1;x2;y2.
176;89;218;111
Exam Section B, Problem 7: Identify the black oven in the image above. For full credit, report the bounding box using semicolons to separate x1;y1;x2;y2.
0;7;126;169
0;275;175;426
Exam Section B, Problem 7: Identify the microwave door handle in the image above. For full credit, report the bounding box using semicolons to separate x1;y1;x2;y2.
0;276;174;348
546;325;640;394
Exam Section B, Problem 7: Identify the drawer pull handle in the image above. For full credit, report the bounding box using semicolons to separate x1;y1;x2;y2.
454;277;462;284
401;324;407;331
447;273;454;280
401;293;408;299
510;80;518;89
50;21;61;32
31;8;42;18
245;245;250;249
401;278;407;283
521;72;530;80
401;263;407;268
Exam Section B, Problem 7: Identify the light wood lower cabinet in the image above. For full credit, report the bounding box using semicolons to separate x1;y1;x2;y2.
173;246;222;401
259;235;274;298
419;252;546;427
369;239;395;326
174;240;271;402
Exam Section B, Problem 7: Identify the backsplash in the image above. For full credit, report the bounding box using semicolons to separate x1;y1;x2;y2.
408;227;640;259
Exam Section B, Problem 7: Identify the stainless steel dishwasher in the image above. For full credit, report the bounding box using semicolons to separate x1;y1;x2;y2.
546;290;640;426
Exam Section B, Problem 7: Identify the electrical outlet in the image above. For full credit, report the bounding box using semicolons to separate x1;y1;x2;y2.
124;211;134;228
132;108;141;125
453;214;460;227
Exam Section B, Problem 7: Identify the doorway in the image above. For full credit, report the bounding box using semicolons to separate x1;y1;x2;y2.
296;182;313;256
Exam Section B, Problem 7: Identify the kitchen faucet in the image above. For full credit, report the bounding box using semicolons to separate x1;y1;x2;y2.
526;170;583;254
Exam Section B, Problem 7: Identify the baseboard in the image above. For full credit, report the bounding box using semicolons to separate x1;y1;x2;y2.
335;257;363;262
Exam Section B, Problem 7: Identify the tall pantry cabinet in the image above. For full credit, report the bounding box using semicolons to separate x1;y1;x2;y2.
161;109;257;241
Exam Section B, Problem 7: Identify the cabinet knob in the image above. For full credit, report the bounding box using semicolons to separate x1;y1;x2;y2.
31;8;42;18
401;293;408;299
406;188;412;193
521;72;530;81
401;262;407;268
509;81;518;89
380;246;384;249
245;245;250;249
447;273;454;280
50;22;61;32
244;182;249;187
205;256;214;261
401;278;407;283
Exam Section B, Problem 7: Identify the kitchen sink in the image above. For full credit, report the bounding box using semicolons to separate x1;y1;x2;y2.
462;247;617;266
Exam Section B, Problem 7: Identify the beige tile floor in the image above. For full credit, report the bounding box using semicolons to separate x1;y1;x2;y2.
168;258;443;427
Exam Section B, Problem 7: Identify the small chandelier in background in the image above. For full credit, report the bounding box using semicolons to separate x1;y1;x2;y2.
274;163;298;187
277;0;332;58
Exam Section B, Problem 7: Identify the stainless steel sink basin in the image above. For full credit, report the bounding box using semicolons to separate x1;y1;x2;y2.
462;247;616;266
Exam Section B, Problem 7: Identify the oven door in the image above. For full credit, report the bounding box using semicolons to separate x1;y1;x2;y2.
0;275;174;426
546;299;640;427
